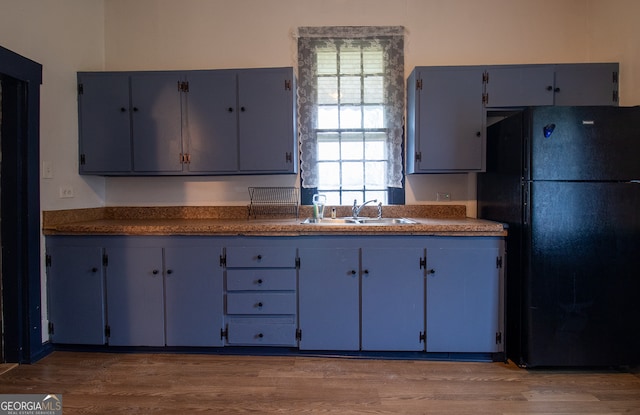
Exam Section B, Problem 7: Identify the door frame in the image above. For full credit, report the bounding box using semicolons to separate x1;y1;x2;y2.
0;45;45;363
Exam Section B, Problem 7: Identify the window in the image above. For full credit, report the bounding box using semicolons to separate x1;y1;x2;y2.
297;26;405;205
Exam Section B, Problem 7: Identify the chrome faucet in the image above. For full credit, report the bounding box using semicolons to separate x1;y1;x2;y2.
352;199;378;218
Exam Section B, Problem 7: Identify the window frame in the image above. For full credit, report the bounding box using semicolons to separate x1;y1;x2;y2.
297;26;405;206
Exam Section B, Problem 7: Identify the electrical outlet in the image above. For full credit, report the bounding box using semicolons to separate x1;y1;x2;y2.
436;192;451;201
59;186;74;198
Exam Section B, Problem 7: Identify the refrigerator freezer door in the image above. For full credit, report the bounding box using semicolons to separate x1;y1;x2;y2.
524;180;640;367
528;106;640;181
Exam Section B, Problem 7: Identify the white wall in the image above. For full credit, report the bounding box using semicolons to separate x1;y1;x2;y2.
2;0;640;214
0;0;106;211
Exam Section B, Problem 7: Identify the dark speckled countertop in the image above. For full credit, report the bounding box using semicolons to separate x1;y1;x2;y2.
43;205;507;237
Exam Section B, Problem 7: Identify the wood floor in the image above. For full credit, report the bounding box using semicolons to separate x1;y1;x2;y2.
1;351;639;414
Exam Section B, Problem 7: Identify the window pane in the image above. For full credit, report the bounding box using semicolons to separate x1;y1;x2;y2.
363;49;383;73
340;76;361;104
317;135;340;160
318;106;338;129
342;162;363;187
365;161;386;187
365;135;386;159
365;191;387;204
317;48;337;75
364;76;383;103
318;77;338;104
363;106;384;128
343;191;363;205
340;48;361;74
318;162;340;189
324;192;341;206
340;107;361;128
341;138;363;160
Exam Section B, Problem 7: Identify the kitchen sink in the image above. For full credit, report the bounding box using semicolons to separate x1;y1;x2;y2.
301;217;418;225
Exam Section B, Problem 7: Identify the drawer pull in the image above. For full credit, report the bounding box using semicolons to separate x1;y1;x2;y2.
256;279;263;285
256;254;263;260
257;333;264;338
256;302;263;308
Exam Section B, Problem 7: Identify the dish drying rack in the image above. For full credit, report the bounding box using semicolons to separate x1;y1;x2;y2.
247;187;299;219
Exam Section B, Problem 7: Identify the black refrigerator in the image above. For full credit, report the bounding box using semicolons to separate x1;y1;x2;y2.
477;106;640;368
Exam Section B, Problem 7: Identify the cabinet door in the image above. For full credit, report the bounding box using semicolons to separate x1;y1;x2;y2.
410;67;485;172
105;246;165;346
237;68;296;173
426;242;501;353
185;70;239;173
164;245;224;346
131;72;183;173
298;248;360;350
361;247;425;351
554;63;619;106
47;245;106;344
485;65;555;107
78;73;132;174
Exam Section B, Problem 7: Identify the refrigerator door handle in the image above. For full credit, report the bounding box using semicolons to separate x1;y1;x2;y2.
522;181;530;225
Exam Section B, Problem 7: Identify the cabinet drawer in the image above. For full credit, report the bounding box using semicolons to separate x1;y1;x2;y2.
226;292;296;315
226;317;296;346
225;246;296;268
227;269;296;291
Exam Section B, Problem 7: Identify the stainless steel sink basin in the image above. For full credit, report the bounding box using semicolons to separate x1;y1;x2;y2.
301;217;417;225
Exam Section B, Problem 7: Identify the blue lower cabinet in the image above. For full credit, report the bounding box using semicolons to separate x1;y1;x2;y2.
46;243;106;345
298;247;360;351
106;246;166;346
361;247;425;351
46;235;504;355
298;242;427;352
103;239;224;347
223;242;298;347
425;238;504;353
164;245;224;347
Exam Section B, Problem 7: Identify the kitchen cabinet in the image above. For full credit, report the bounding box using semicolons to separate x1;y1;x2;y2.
46;241;106;345
45;234;504;357
361;246;425;351
103;238;224;347
298;238;425;351
77;71;182;174
105;245;166;346
223;243;298;346
164;245;225;347
553;63;619;106
425;237;504;353
77;72;134;174
236;68;297;173
297;247;360;350
484;63;619;107
407;66;486;173
78;67;297;176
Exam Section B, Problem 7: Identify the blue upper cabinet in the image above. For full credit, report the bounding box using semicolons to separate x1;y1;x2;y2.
77;72;133;174
237;68;297;173
185;70;239;173
407;66;485;173
483;65;556;107
130;72;184;173
78;67;297;176
484;63;619;108
552;63;619;106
